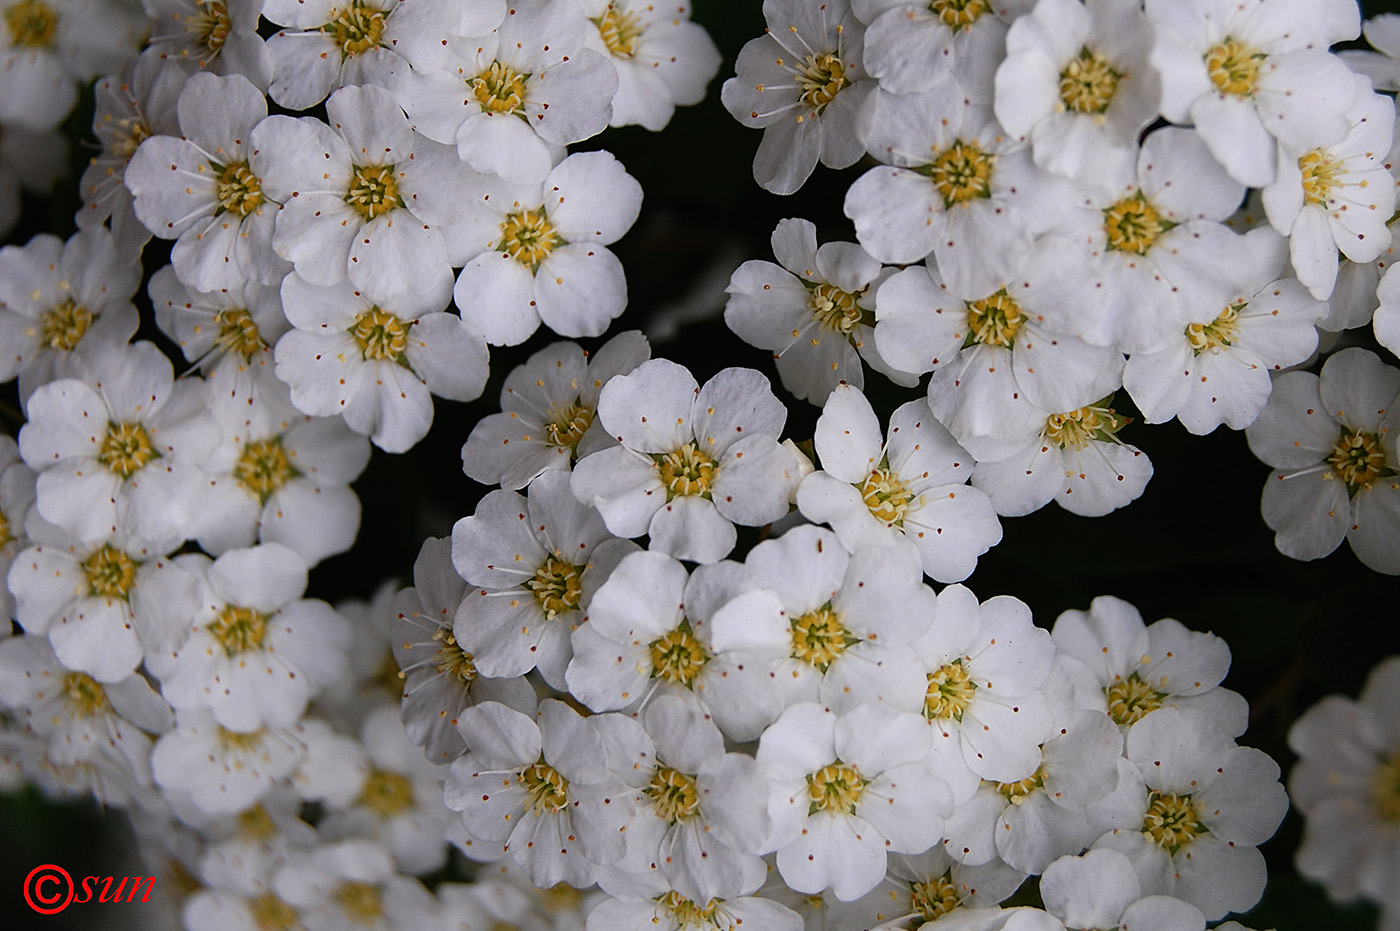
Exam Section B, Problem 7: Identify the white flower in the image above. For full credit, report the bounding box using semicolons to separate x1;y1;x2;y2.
151;707;308;815
1040;848;1207;931
585;890;804;931
0;435;36;621
855;848;1028;928
145;0;273;90
272;839;441;931
1340;14;1400;91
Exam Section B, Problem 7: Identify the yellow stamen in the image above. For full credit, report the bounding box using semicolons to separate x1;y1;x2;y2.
965;289;1024;348
334;881;383;924
98;421;159;479
1041;402;1129;451
810;282;868;336
1059;47;1119;114
594;3;643;58
350;307;410;361
187;0;231;54
249;892;300;931
208;605;269;656
924;661;976;722
323;1;385;57
657;891;718;926
497;207;563;272
996;765;1046;803
359;767;414;817
1374;751;1400;822
473;60;530;115
655;442;717;500
1185;301;1243;355
62;672;109;717
214;160;263;218
39;298;92;352
1205;38;1264;97
1141;791;1207;854
910;874;961;921
544;402;594;452
929;0;990;31
646;766;701;822
807;762;865;814
1103;191;1169;255
234;437;298;504
82;544;140;600
798;52;848;112
344;164;402;220
525;556;584;619
1299;148;1345;208
214;306;265;358
432;629;476;683
520;761;569;814
1328;427;1388;495
789;605;852;671
859;466;914;526
927;140;995;209
6;0;57;48
649;623;708;687
1104;672;1165;726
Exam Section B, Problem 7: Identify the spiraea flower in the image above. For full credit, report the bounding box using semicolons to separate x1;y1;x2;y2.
144;0;273;90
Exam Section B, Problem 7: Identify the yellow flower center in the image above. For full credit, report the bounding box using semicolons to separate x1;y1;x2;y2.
1205;38;1264;97
541;884;581;915
1104;672;1165;727
1328;427;1388;495
646;766;701;822
1299;148;1345;208
1374;751;1400;822
82;544;140;600
649;622;709;687
926;139;995;209
1059;47;1120;114
924;661;977;722
656;442;717;500
6;0;57;48
965;289;1025;348
810;282;869;336
323;1;385;57
234;437;298;504
218;726;267;752
1041;402;1129;451
431;628;476;683
657;891;718;927
350;307;410;361
807;762;866;814
1103;191;1169;255
798;52;849;112
497;207;563;272
249;892;300;931
910;874;961;921
359;767;414;817
39;298;92;352
544;401;595;452
929;0;989;31
208;605;270;656
996;765;1046;803
859;466;915;526
1141;791;1207;854
112;118;151;160
334;881;383;924
188;0;231;54
595;2;643;57
0;508;9;548
214;306;265;358
238;804;278;839
62;671;109;717
98;421;159;479
344;164;402;220
525;556;584;619
214;160;263;218
520;761;569;814
1185;301;1244;355
473;60;530;115
789;605;854;671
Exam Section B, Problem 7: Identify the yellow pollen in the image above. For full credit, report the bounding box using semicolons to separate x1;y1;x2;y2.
520;761;569;814
927;139;995;208
0;508;9;548
1374;751;1400;822
473;60;530;115
657;891;718;927
208;605;270;656
649;623;709;687
807;762;866;814
1041;402;1129;451
359;767;415;817
798;52;849;112
1185;301;1244;355
1104;672;1165;726
218;726;266;752
237;804;278;840
910;874;961;921
655;442;717;500
432;629;477;683
1328;427;1388;495
350;307;410;361
98;421;159;479
646;766;701;822
5;0;57;48
810;282;868;336
1059;47;1120;114
82;544;140;600
1299;148;1345;208
789;605;853;671
1141;791;1207;854
344;164;402;220
62;671;109;717
214;160;263;218
525;556;584;619
188;0;231;54
1103;191;1169;255
38;298;92;352
996;765;1046;803
234;437;298;504
544;401;594;451
929;0;990;31
334;881;384;924
595;2;643;57
859;466;914;526
1205;38;1264;97
323;1;385;57
112;117;151;159
925;661;977;721
215;306;265;358
965;289;1024;348
249;892;300;931
498;207;563;272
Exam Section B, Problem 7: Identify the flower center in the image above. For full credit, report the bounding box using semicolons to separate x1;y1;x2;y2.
359;767;414;817
498;207;563;272
473;60;529;115
649;621;709;687
323;1;385;57
334;881;384;924
249;893;300;931
6;0;57;48
1103;191;1170;255
208;605;270;656
1104;672;1165;726
214;306;265;358
62;671;109;717
188;0;231;54
1328;427;1388;495
1041;402;1129;451
350;307;410;361
544;401;594;452
39;298;92;352
82;545;140;600
996;765;1046;804
238;804;278;839
929;0;989;31
433;629;477;683
807;762;866;814
1141;791;1207;854
1059;47;1119;114
525;556;584;619
0;508;9;547
595;2;643;57
1299;148;1345;208
926;139;994;208
646;766;701;822
214;160;263;218
789;604;854;671
910;875;961;921
1205;38;1263;97
798;52;849;112
344;164;402;220
655;442;717;500
98;421;159;479
112;117;151;159
1374;751;1400;822
859;466;915;526
234;437;298;504
965;289;1024;348
1185;301;1243;355
218;726;267;752
924;660;976;722
657;891;718;928
810;282;868;336
520;761;569;814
